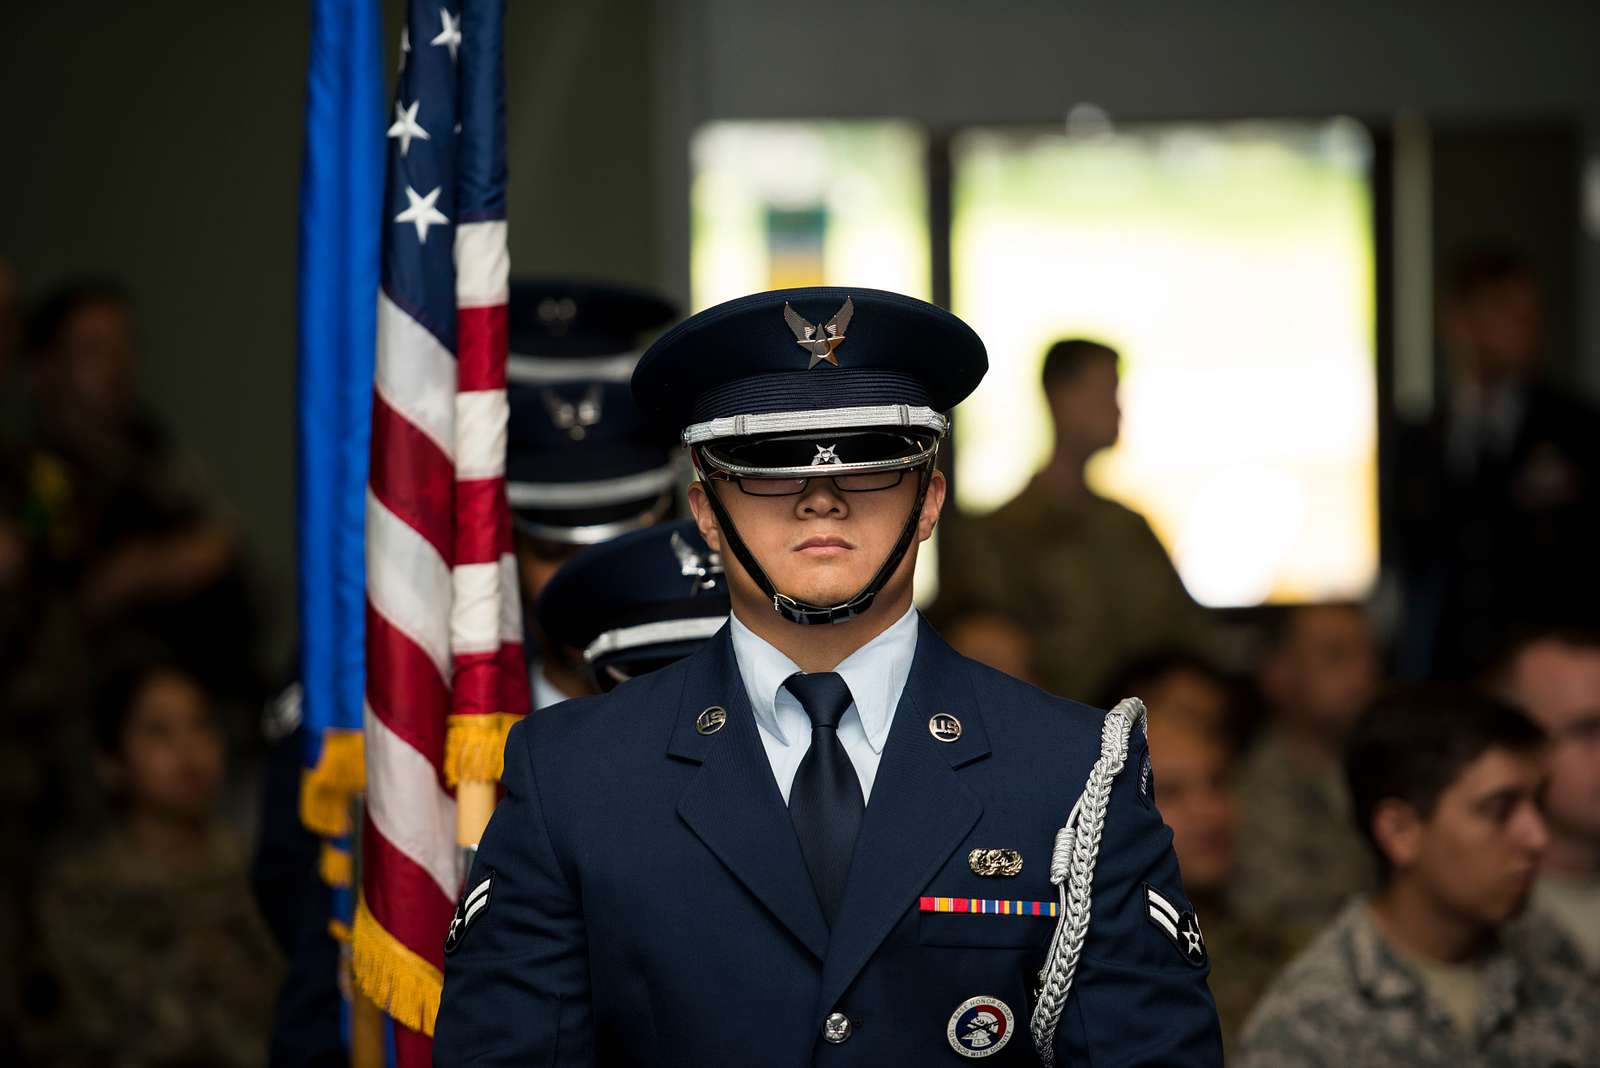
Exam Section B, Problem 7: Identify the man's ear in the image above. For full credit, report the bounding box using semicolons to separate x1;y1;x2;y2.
686;482;722;552
917;468;947;542
1371;798;1423;872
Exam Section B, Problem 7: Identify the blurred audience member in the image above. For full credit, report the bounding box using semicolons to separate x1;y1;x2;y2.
1239;686;1598;1068
1146;715;1293;1053
939;338;1213;700
1232;603;1379;936
941;609;1038;685
30;655;284;1066
1494;628;1600;975
0;429;95;1058
1394;249;1600;679
20;280;265;709
1101;648;1233;739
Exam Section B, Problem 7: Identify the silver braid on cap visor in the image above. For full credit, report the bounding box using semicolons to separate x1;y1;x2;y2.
582;615;730;663
696;436;939;481
512;493;674;546
682;403;947;446
691;442;939;627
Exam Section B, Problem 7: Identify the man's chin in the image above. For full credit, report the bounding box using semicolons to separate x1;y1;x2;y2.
779;577;868;608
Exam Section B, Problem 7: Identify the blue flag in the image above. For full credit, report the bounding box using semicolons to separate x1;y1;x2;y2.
297;0;384;836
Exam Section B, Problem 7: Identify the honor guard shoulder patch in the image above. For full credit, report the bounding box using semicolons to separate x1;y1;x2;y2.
444;870;494;955
1145;883;1206;966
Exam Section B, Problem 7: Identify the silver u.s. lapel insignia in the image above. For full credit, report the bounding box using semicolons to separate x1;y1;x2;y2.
968;848;1023;878
928;713;962;743
695;706;727;735
947;995;1015;1058
444;870;494;955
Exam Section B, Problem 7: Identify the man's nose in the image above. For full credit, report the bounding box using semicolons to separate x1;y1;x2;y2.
1514;799;1552;855
796;478;848;518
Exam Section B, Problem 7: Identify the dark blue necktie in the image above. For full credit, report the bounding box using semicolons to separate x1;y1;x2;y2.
784;671;864;927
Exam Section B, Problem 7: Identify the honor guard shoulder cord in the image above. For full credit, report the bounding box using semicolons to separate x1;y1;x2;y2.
1029;697;1149;1066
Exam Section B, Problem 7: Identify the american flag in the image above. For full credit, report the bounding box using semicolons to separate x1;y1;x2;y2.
354;0;529;1056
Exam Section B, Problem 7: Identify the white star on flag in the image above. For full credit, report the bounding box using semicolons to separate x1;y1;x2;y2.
398;25;410;71
387;99;430;156
432;8;461;62
394;185;448;243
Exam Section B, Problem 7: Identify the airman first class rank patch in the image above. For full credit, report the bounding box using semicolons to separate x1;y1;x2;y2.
444;870;493;955
1145;884;1206;966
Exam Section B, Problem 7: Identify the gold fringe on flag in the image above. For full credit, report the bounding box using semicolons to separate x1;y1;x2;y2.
443;712;523;786
319;841;354;888
328;918;352;944
352;894;443;1037
299;729;366;837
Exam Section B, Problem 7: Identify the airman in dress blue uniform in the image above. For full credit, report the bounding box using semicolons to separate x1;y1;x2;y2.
503;279;680;708
436;287;1223;1065
536;518;730;692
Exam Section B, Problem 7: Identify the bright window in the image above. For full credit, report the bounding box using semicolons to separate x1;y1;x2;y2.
952;119;1377;606
691;121;930;309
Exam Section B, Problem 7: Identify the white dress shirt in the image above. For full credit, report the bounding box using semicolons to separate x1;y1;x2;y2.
728;605;920;804
530;662;573;711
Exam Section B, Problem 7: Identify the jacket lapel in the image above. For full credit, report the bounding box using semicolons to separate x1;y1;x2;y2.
816;618;989;1015
670;629;831;960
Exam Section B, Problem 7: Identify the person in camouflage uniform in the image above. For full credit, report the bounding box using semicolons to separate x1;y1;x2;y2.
1142;675;1295;1053
30;657;284;1067
1493;628;1600;978
938;339;1213;702
1232;604;1379;939
1239;686;1599;1068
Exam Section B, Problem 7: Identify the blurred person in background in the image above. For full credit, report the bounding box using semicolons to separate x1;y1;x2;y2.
1394;248;1600;679
1232;603;1380;937
939;338;1213;701
1144;702;1294;1053
501;279;679;707
0;370;96;1064
21;280;265;713
1494;628;1600;976
30;653;284;1066
1101;647;1235;740
937;608;1039;685
1239;686;1597;1068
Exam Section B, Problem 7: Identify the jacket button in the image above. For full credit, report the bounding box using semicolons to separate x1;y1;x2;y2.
822;1012;852;1044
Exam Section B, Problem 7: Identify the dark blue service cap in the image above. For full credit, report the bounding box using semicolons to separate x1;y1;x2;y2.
537;519;729;690
631;286;987;443
506;380;680;544
508;278;677;366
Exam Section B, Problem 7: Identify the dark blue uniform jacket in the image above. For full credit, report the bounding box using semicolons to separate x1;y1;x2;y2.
436;618;1221;1065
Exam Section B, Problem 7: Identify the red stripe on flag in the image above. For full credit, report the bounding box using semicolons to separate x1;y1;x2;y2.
456;305;508;392
367;605;451;790
498;640;530;716
453;477;505;565
362;811;455;973
370;393;455;561
451;649;504;716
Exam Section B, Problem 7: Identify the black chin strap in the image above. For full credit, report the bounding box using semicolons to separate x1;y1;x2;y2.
695;449;936;626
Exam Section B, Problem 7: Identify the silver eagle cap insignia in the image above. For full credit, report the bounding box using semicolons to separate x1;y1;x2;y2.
783;296;854;369
541;383;603;441
670;531;724;592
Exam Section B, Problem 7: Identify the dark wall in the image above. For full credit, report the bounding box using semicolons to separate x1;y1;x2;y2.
655;0;1600;393
6;1;1598;661
2;1;661;663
